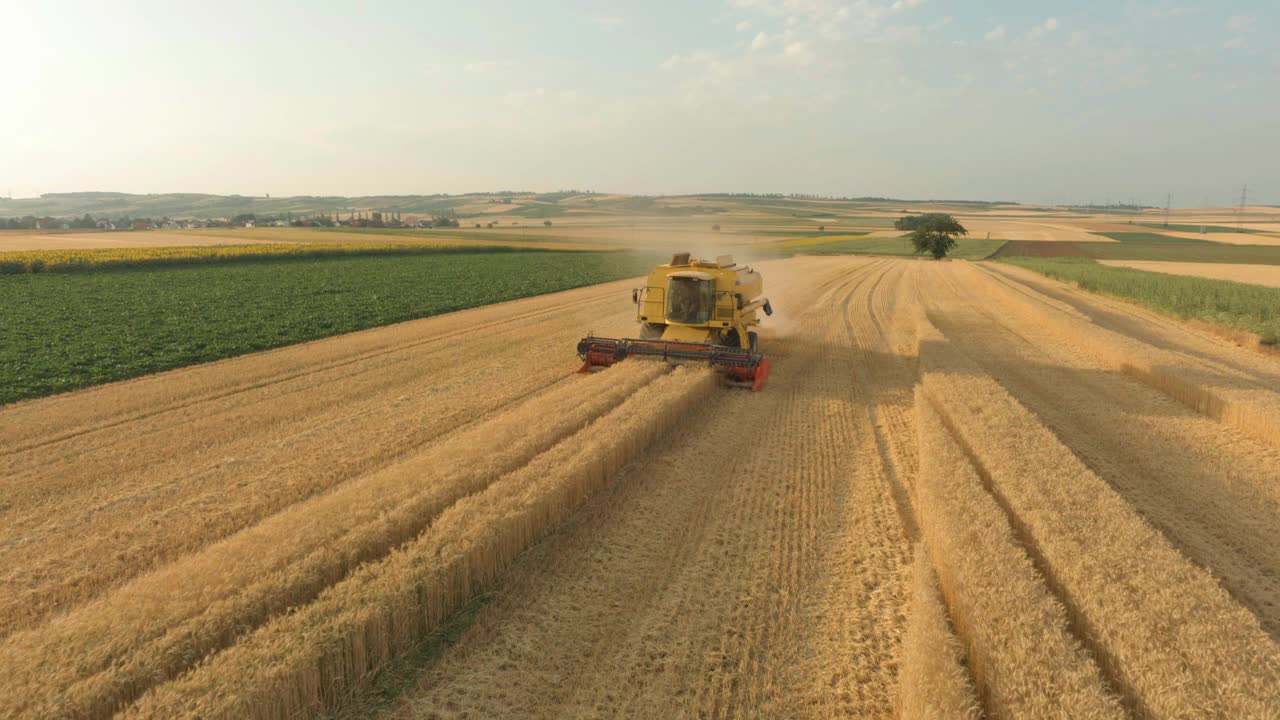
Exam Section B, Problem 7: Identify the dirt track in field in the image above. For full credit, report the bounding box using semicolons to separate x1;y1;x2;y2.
3;256;1280;719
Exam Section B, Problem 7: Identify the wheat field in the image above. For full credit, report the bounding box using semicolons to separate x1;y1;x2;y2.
3;255;1280;718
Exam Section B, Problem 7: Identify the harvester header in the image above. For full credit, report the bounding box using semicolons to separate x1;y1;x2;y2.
577;252;774;390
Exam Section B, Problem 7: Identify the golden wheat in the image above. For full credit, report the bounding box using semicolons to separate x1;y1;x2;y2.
4;255;1279;720
976;262;1280;450
0;362;667;719
918;313;1280;717
122;366;718;719
913;385;1122;719
895;544;983;720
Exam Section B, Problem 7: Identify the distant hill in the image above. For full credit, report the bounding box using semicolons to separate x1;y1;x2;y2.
0;192;497;220
0;190;1022;222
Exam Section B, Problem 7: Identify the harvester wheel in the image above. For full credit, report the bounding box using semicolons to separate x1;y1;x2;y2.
639;322;664;340
748;331;759;353
752;356;771;391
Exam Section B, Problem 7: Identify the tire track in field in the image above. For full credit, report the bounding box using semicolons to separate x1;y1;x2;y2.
697;260;896;718
840;258;922;540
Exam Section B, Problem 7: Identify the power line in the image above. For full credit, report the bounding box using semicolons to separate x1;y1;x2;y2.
1237;184;1248;233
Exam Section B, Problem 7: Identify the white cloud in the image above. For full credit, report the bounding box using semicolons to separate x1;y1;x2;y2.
985;24;1007;42
1027;17;1059;41
464;60;511;73
1225;15;1255;32
1151;5;1198;19
1068;30;1089;48
1223;37;1248;49
736;20;752;32
502;88;545;106
782;40;816;66
592;16;623;29
880;25;923;45
751;31;770;50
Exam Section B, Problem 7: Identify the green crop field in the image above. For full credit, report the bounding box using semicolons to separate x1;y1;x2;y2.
1135;222;1247;234
0;249;655;404
790;236;1006;260
999;257;1280;344
996;240;1280;265
1096;231;1215;244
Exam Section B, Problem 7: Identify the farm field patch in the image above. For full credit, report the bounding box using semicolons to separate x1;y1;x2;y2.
999;239;1280;265
3;255;1279;719
1095;231;1215;244
1100;260;1280;289
790;235;1006;259
1000;256;1280;344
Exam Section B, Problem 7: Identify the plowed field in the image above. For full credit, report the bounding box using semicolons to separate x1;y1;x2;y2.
3;256;1279;719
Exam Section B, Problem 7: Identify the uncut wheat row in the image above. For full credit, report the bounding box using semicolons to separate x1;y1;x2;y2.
0;361;666;720
121;365;718;719
913;385;1122;719
917;313;1280;717
973;262;1280;450
894;544;982;720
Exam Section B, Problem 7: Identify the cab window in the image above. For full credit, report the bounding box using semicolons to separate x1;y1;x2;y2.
667;276;713;324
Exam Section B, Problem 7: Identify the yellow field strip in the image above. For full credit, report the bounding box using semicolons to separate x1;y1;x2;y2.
122;366;718;719
918;318;1280;717
914;386;1122;718
0;240;597;272
894;544;983;720
974;262;1280;450
768;233;869;249
0;362;667;719
176;228;610;251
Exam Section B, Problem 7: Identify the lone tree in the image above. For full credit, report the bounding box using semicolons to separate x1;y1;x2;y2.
904;214;968;259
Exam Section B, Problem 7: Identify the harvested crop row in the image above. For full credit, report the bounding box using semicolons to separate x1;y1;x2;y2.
122;365;720;720
918;315;1280;717
894;544;982;720
0;310;614;636
973;262;1280;450
0;361;666;720
913;386;1122;718
838;259;925;536
688;261;909;718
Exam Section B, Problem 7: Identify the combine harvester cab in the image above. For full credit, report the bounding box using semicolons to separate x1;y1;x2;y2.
578;252;774;390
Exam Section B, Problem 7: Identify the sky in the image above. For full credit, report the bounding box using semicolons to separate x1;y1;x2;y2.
3;0;1277;206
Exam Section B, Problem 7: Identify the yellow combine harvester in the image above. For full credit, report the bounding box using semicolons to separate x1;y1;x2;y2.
577;252;774;390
